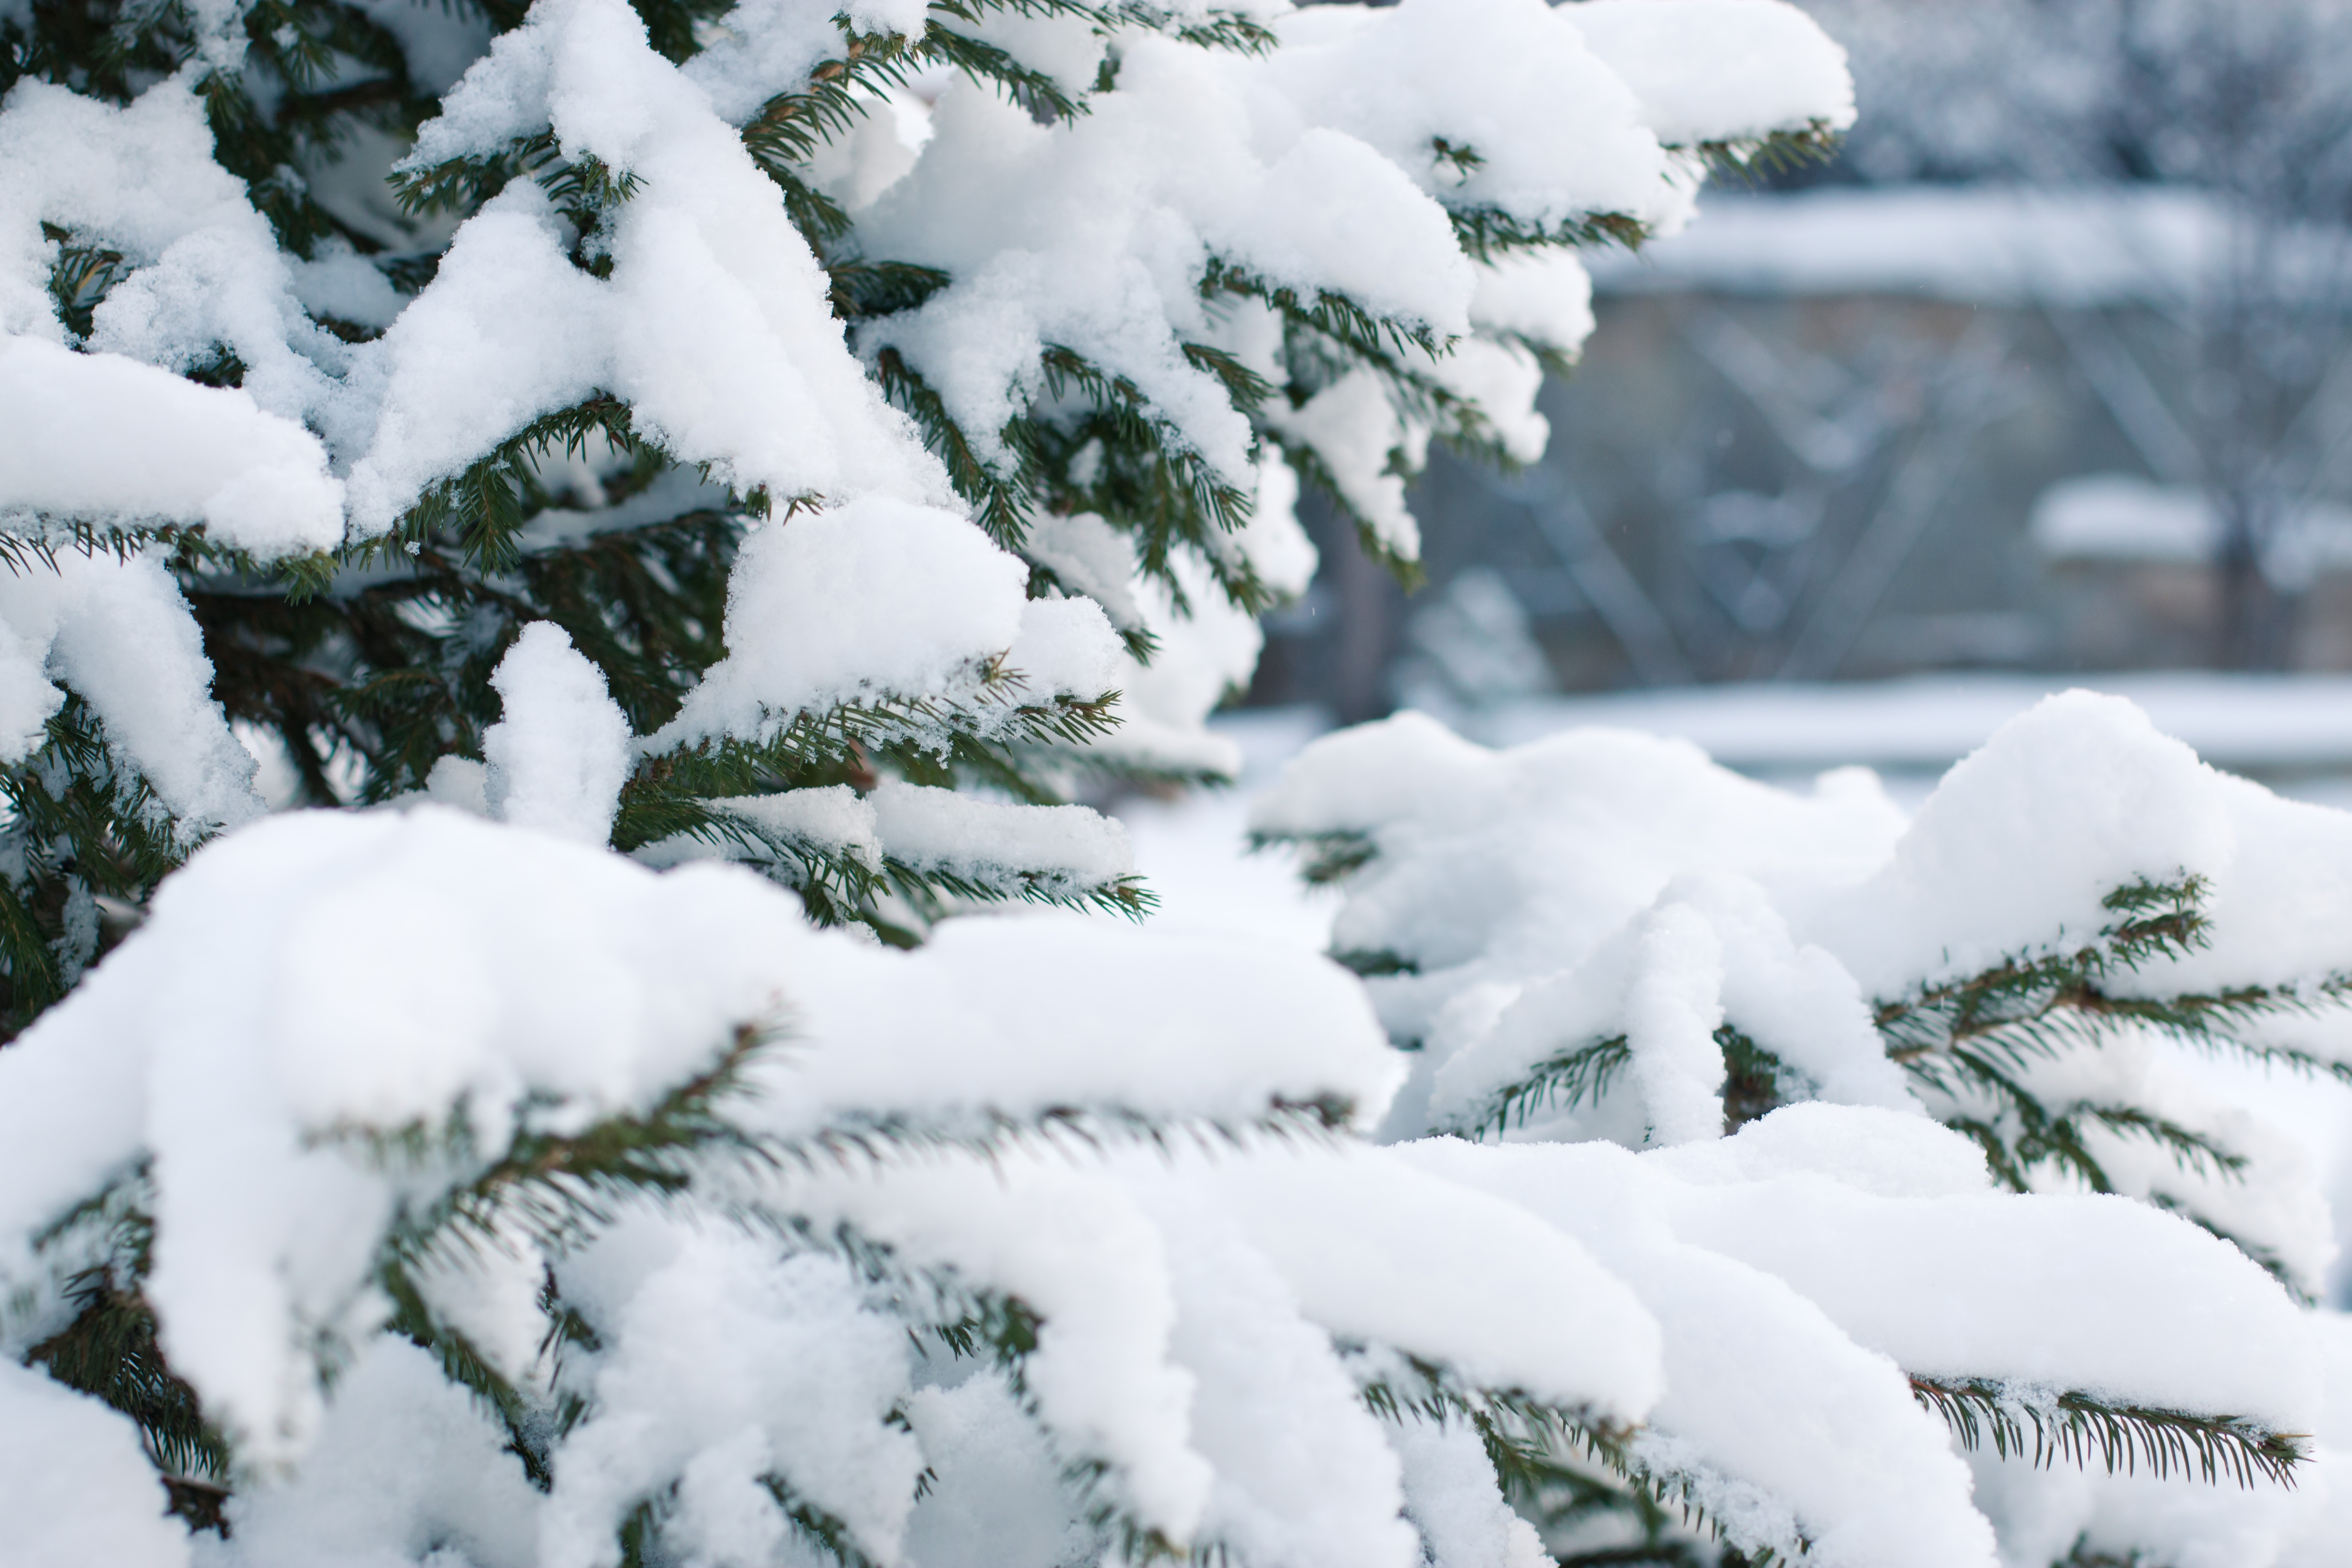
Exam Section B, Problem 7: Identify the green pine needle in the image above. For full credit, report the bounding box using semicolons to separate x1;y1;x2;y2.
1910;1375;2304;1489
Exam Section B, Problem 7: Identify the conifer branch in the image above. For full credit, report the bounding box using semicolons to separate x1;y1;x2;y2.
619;668;1124;828
1203;254;1446;362
1271;441;1428;590
1909;1375;2303;1489
0;700;190;1035
393;129;643;232
876;334;1268;619
762;1476;892;1568
377;1252;547;1484
827;257;953;321
358;394;651;574
718;1094;1358;1216
1446;205;1651;265
1678;120;1845;181
1869;874;2352;1250
29;1261;232;1521
1361;1356;1783;1564
41;226;132;340
1454;1035;1633;1137
873;347;1037;546
23;1176;231;1526
367;1023;776;1259
1247;827;1376;885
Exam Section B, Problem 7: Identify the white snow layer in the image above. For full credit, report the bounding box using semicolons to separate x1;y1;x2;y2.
847;0;1848;560
359;0;949;530
1566;0;1856;150
0;1358;191;1568
0;808;1399;1489
0;0;1854;817
0;695;2339;1566
1250;691;2345;1562
0;337;343;558
0;5;2178;1563
1252;691;2352;1143
650;495;1125;750
482;622;634;843
0;83;345;557
1046;481;1311;780
0;5;948;551
0;548;263;832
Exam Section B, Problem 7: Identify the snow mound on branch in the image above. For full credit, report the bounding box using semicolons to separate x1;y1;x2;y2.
1256;693;2352;1162
866;781;1134;895
0;807;1400;1471
747;1100;2311;1568
1567;0;1857;150
1472;248;1597;354
1263;0;1678;233
0;339;343;559
1021;461;1314;781
734;908;1403;1141
1250;707;1900;993
0;548;263;832
0;81;346;558
850;0;1859;513
347;0;946;533
764;1136;1664;1548
542;1223;922;1567
649;496;1125;750
854;54;1441;490
483;622;634;845
1409;1106;2315;1568
0;1359;188;1568
1803;690;2352;998
0;808;799;1461
1252;692;2345;1562
217;1337;538;1567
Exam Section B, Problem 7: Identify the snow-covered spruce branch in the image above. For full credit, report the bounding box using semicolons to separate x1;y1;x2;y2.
1441;1032;1634;1139
0;0;1850;934
24;1182;233;1530
39;0;2331;1563
0;699;182;1033
1871;875;2352;1083
1351;1357;1782;1565
1248;695;2350;1560
1906;1378;2303;1491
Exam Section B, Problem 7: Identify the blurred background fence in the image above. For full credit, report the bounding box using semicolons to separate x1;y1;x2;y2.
1246;0;2352;791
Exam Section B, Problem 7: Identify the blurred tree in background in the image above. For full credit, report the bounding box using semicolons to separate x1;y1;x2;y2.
1782;0;2352;668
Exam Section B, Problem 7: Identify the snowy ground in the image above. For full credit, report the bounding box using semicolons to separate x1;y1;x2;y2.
1118;677;2352;1303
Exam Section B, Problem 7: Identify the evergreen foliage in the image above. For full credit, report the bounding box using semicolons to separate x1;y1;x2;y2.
1248;701;2352;1563
3;0;2328;1565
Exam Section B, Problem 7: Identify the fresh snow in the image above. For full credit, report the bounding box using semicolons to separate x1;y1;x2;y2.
1246;692;2352;1562
482;623;634;844
648;495;1124;751
2;692;2333;1568
1567;0;1856;152
12;2;2336;1565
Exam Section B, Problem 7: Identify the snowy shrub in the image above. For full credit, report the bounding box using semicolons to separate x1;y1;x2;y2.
4;0;2339;1564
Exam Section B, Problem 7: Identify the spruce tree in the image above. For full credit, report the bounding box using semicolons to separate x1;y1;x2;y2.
0;0;2335;1564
